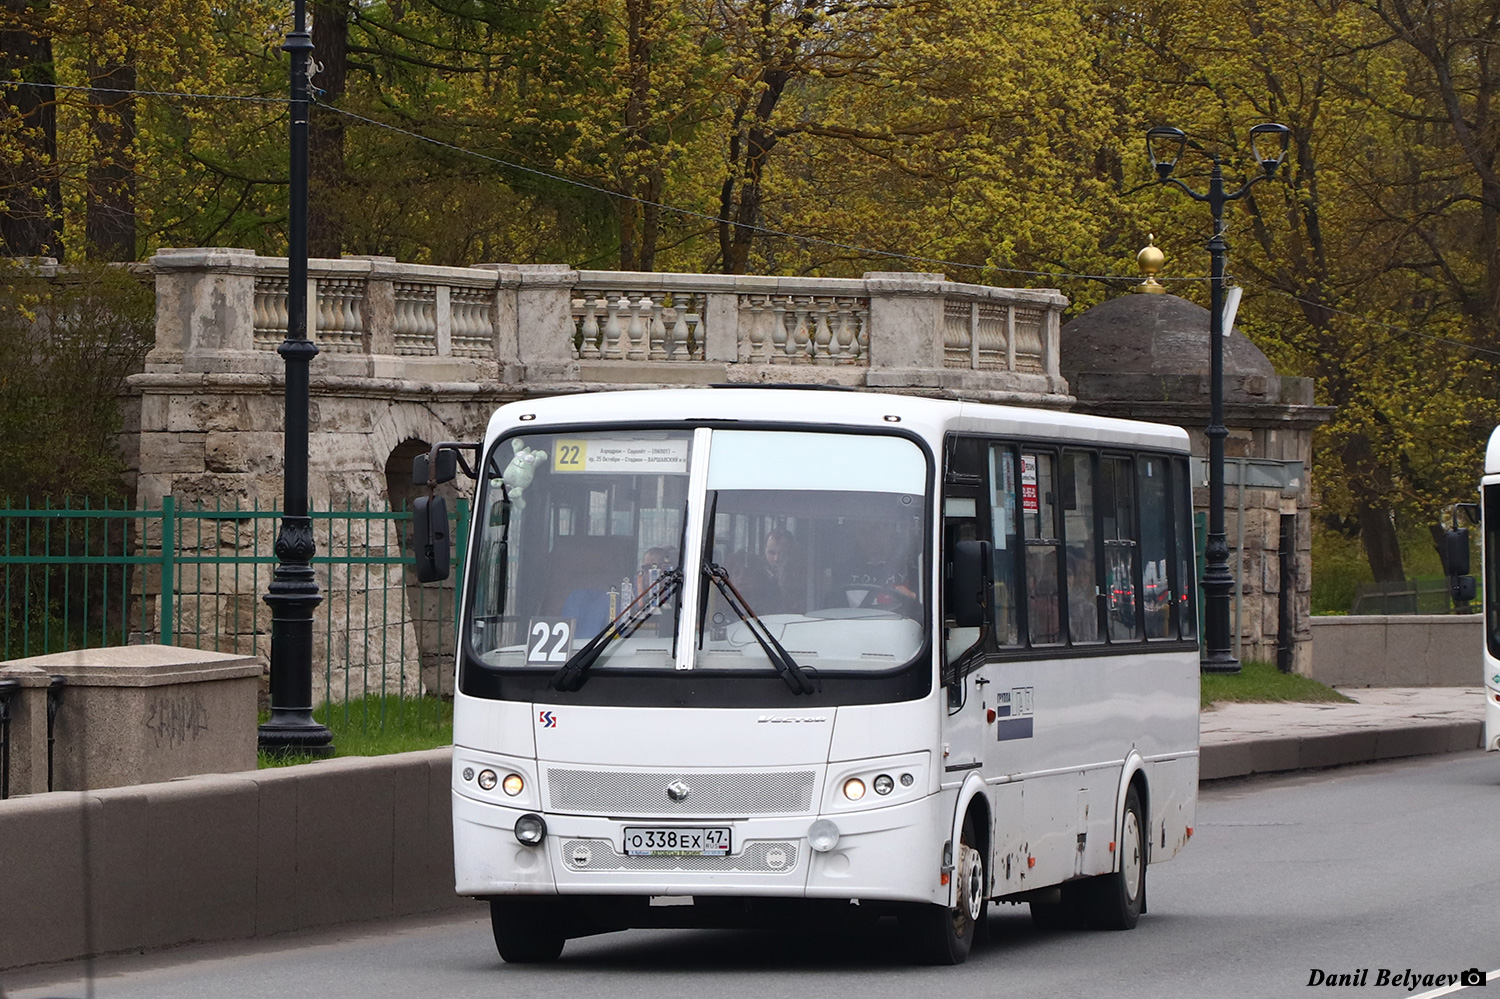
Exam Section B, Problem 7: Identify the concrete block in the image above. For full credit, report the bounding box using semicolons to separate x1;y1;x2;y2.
142;775;260;946
1373;724;1452;761
292;757;398;928
0;794;94;968
4;646;261;790
1248;736;1302;774
1298;731;1379;770
392;748;459;914
249;766;301;937
1199;742;1253;780
86;787;153;955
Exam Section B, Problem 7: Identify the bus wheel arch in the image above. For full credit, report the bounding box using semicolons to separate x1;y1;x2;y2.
902;781;990;964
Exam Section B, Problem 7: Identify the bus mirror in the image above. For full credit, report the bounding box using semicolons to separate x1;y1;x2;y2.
413;495;450;582
412;448;458;486
949;540;992;628
1444;528;1471;577
1453;575;1477;603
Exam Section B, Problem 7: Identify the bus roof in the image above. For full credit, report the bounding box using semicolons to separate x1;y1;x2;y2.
488;388;1191;453
1487;425;1500;476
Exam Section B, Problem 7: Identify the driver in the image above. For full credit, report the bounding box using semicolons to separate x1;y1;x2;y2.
834;517;919;610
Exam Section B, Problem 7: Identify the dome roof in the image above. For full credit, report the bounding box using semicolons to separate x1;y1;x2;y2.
1060;292;1276;379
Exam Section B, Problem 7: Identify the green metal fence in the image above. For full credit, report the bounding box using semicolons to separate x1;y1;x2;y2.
0;497;469;728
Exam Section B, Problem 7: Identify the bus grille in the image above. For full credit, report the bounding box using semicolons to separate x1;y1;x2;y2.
545;769;816;816
561;839;800;873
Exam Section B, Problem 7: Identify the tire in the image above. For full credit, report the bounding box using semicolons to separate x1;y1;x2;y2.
1082;783;1145;930
904;813;986;964
489;898;567;964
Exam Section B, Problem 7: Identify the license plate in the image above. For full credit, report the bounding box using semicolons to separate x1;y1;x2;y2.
623;826;731;857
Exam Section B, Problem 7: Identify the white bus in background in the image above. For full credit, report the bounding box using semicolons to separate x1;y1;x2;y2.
414;388;1202;965
1478;428;1500;751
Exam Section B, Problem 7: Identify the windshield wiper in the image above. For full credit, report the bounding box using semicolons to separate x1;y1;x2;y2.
550;569;683;692
703;562;817;695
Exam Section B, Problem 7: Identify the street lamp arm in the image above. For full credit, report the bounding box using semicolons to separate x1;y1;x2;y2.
1158;176;1212;203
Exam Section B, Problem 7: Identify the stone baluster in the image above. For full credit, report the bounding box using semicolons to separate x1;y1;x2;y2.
647;293;668;361
770;296;789;362
670;296;692;360
813;299;833;365
577;294;601;359
626;294;647;360
602;293;624;359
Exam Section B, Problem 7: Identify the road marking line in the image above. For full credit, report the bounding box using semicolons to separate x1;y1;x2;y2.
1408;967;1500;999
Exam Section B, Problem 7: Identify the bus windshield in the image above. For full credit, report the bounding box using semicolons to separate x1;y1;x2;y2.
465;426;930;677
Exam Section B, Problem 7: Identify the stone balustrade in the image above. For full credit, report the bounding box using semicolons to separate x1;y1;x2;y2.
146;249;1071;402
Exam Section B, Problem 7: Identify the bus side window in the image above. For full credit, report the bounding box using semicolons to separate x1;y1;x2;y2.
988;444;1022;646
1021;450;1063;646
1101;455;1142;642
1139;457;1173;639
1062;450;1101;644
1173;457;1198;639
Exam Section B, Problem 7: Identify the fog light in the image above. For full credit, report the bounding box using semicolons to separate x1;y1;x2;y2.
808;818;841;852
502;773;524;796
842;778;866;801
514;813;547;845
873;774;894;796
478;769;498;790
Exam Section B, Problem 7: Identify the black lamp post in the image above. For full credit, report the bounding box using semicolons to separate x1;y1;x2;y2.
1146;122;1291;674
259;0;334;755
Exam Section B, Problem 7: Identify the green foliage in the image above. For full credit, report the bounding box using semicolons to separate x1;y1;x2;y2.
257;695;454;767
10;0;1500;580
1200;658;1354;709
0;261;153;502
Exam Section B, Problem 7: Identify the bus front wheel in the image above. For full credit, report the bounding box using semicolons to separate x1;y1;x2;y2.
903;814;985;964
489;898;567;964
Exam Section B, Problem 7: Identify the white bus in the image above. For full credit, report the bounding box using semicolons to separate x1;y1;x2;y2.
417;388;1201;965
1479;428;1500;752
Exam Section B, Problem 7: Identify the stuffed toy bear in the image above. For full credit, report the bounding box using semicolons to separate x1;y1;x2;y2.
501;439;548;508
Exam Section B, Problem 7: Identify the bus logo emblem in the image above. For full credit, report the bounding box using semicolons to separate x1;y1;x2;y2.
667;781;691;802
540;710;557;728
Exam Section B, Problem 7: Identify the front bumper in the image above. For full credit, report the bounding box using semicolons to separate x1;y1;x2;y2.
452;788;950;905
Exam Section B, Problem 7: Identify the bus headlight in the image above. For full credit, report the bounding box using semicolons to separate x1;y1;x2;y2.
873;774;894;796
842;778;866;801
808;819;841;852
514;813;547;845
502;773;525;796
477;769;498;791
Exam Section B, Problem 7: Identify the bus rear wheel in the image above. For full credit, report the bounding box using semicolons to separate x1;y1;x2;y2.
903;814;985;964
490;898;567;963
1081;784;1145;930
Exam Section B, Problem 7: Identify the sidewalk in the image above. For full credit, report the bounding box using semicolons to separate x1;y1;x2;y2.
1199;687;1488;780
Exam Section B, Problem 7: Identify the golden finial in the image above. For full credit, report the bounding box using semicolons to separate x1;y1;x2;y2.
1136;235;1166;294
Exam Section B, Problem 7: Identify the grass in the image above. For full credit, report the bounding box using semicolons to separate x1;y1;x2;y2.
1201;658;1354;709
258;695;454;768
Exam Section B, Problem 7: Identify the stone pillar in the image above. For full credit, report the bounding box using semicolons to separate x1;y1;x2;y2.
513;264;580;382
148;248;260;372
5;646;262;790
705;292;740;362
863;272;947;371
0;665;53;796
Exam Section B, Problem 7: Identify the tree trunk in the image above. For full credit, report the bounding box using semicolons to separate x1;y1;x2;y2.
309;0;349;260
0;0;62;259
85;56;136;261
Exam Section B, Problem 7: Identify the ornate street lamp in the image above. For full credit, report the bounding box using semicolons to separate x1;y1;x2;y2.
1146;122;1291;674
259;0;333;755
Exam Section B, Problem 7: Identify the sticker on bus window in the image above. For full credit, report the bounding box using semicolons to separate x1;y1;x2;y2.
1021;454;1039;513
552;438;689;475
527;618;575;664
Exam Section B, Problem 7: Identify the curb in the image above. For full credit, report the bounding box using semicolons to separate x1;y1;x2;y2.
1199;721;1483;781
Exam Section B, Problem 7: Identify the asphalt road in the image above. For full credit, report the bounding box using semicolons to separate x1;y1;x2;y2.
7;752;1499;999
